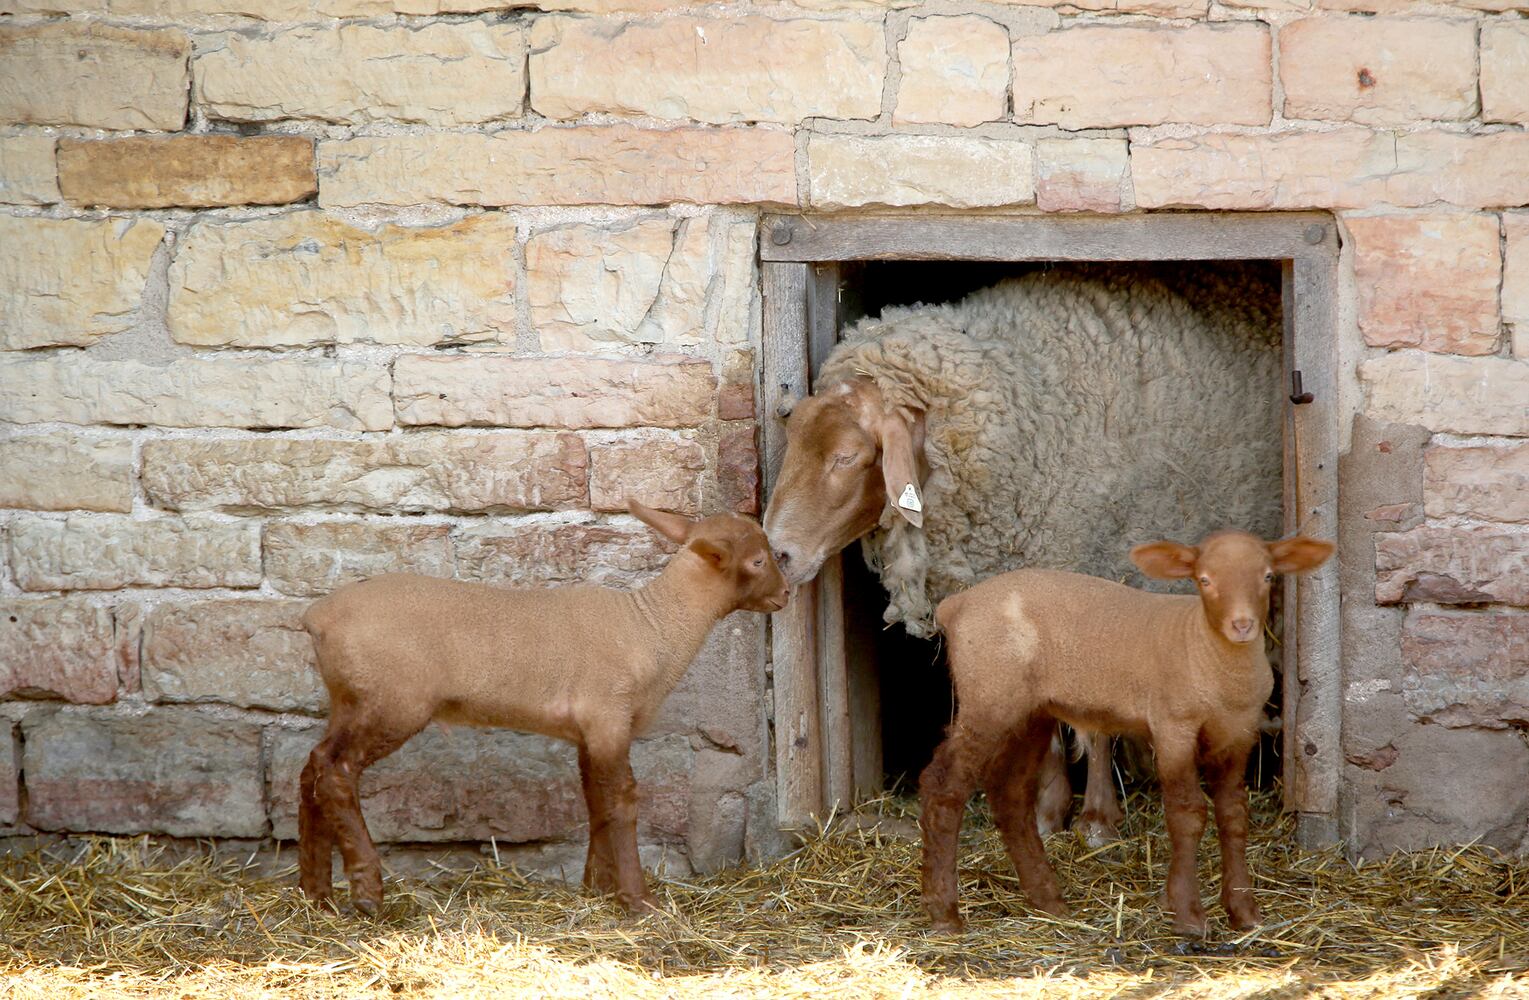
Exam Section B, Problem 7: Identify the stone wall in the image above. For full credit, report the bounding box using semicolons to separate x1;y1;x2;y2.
1;0;1526;862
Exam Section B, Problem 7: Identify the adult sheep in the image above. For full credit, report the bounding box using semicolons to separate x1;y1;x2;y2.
764;263;1284;845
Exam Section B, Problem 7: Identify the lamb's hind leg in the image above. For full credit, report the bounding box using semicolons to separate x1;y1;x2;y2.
298;749;336;908
918;724;1000;932
1076;731;1125;847
1035;727;1072;838
318;720;422;916
984;716;1068;917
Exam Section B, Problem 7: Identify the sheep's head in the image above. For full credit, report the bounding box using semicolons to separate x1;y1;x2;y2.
763;377;927;587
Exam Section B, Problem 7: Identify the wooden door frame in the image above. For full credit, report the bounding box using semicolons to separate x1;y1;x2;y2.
759;212;1342;845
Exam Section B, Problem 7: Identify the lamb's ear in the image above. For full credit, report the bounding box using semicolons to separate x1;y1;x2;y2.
877;407;927;529
1268;536;1335;575
688;536;733;572
1130;540;1199;579
628;497;692;545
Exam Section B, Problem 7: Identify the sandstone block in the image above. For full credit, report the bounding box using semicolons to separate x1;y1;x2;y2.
1376;524;1529;606
195;22;525;125
0;598;118;704
0;354;392;431
0;216;163;351
1402;611;1529;729
590;435;706;515
1036;137;1129;213
650;612;765;755
453;518;672;590
1023;0;1207;15
0;726;15;827
10;516;261;592
1280;17;1476;126
1506;214;1529;334
894;16;1009;127
22;708;265;837
530;16;884;125
142;600;325;713
57;135;314;209
1481;22;1529;125
718;351;756;421
1424;444;1529;523
318;127;797;208
1346;214;1500;355
265;521;455;597
809;134;1034;210
142;433;589;514
1013;24;1270;128
11;0;524;13
1359;352;1529;436
396;356;716;429
0;133;59;205
0;433;133;513
168;212;515;349
718;423;759;515
0;22;189;130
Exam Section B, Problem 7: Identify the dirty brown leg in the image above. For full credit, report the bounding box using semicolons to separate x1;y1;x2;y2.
1155;737;1209;936
1206;745;1261;930
918;725;999;932
587;734;657;915
578;743;617;895
319;723;420;917
1076;731;1125;848
298;747;337;908
984;716;1068;918
1035;727;1072;838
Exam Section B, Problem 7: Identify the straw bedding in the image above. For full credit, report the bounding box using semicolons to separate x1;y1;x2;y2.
2;792;1526;999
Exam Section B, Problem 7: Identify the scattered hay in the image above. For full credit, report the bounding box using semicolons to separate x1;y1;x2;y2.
1;792;1526;999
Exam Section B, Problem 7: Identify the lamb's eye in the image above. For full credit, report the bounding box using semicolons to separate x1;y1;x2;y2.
1264;571;1274;583
752;557;765;569
1198;576;1212;588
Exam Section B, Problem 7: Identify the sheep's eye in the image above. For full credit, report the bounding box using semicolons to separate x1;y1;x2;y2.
832;452;861;469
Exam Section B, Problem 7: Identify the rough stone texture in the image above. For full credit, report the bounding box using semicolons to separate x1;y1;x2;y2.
21;709;266;837
1346;214;1501;356
808;134;1034;209
718;423;760;514
0;355;392;431
0;216;164;351
894;16;1010;127
1028;0;1206;14
1035;137;1129;213
1482;21;1529;125
1133;129;1529;210
319;128;797;208
57;135;314;209
453;518;673;589
1360;352;1529;436
4;0;526;13
10;516;262;592
0;726;15;827
530;17;884;125
265;521;456;597
1279;17;1477;126
0;22;190;130
1375;524;1529;606
1012;24;1270;128
1424;443;1529;523
142;600;325;713
1505;213;1529;341
718;351;756;421
589;436;706;515
396;356;717;429
168;213;516;349
195;22;525;126
0;133;59;205
1401;610;1529;729
0;599;118;704
0;434;134;513
142;433;589;514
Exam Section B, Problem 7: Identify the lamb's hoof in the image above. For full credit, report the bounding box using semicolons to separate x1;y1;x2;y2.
1033;898;1071;921
1036;814;1067;839
303;891;339;914
1224;898;1263;931
925;904;965;934
617;892;664;919
1171;908;1209;938
1076;813;1122;850
352;896;381;918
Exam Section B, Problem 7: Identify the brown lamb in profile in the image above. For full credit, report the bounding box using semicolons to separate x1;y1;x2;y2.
297;499;789;916
920;531;1333;936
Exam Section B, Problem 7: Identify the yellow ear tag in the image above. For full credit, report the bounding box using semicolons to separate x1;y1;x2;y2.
898;483;922;513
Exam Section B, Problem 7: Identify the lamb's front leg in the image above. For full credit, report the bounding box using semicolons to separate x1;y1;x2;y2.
586;730;659;914
918;724;999;932
577;743;617;894
1206;745;1261;930
1154;736;1209;936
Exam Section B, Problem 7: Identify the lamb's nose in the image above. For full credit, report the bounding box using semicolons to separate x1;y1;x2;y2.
1231;617;1256;638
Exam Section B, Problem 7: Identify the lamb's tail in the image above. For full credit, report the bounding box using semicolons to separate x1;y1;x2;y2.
933;590;964;634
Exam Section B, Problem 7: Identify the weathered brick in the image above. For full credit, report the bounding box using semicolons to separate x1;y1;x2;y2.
1376;524;1529;606
1424;444;1529;523
453;518;672;589
894;16;1009;127
530;16;884;125
1482;21;1529;125
718;351;756;421
265;521;455;597
396;356;717;429
195;22;525;126
718;423;759;514
1507;214;1529;352
0;23;189;130
22;708;265;837
0;355;392;431
589;435;706;515
1280;17;1476;126
0;133;58;205
7;0;522;13
809;134;1034;210
57;135;314;210
10;516;262;592
1359;352;1529;436
267;725;691;843
1025;0;1207;15
0;216;164;351
0;433;134;513
318;127;797;209
0;724;16;827
1036;137;1129;213
0;598;118;704
1134;129;1529;210
142;600;325;713
1402;611;1529;729
650;612;764;754
1013;24;1270;128
1346;214;1500;356
168;213;515;349
142;433;589;514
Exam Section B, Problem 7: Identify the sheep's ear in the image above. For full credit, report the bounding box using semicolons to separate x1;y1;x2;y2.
1268;536;1334;576
688;536;733;572
628;497;692;544
878;407;927;529
1130;540;1199;579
